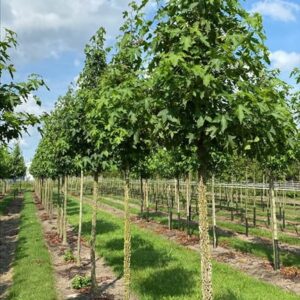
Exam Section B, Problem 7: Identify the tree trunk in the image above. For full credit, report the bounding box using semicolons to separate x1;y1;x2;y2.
270;175;280;270
124;168;131;300
77;170;84;266
91;173;99;295
175;177;180;220
140;175;144;216
185;173;191;236
145;179;149;221
57;178;61;237
198;170;213;300
62;176;68;245
211;174;217;248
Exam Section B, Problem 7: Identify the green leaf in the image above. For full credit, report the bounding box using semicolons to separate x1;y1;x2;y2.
220;115;227;133
196;116;205;128
236;105;245;124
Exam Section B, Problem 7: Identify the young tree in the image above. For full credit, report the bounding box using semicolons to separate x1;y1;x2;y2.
145;1;296;298
78;27;109;294
0;146;11;194
88;4;152;298
9;143;26;180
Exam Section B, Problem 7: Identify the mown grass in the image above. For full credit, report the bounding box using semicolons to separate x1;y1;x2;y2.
0;194;13;215
82;194;300;268
64;194;299;300
8;192;57;300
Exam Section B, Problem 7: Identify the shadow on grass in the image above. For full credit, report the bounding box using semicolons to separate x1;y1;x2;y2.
230;238;300;268
138;267;196;299
0;196;23;298
215;289;240;300
103;235;172;274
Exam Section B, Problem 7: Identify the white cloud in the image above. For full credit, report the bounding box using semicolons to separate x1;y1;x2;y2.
270;50;300;71
15;94;49;116
2;0;133;64
251;0;300;22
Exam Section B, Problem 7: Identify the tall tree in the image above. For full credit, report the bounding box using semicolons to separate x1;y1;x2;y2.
78;27;109;295
145;1;296;298
88;4;152;297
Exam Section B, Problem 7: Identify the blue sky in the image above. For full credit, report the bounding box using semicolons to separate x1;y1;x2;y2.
2;0;300;163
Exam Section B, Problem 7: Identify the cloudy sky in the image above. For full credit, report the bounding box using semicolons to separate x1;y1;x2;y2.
2;0;300;162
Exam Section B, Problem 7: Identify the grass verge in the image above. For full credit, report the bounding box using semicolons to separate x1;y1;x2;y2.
65;195;299;300
8;192;57;300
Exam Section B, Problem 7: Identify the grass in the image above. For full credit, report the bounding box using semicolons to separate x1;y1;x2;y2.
8;192;57;300
80;193;300;268
0;194;13;215
64;194;299;300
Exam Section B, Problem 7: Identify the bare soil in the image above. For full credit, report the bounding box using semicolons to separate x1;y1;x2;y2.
34;195;138;300
0;195;23;299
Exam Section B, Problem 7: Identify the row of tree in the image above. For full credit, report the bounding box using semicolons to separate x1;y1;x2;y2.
30;1;299;299
1;26;45;188
0;144;27;194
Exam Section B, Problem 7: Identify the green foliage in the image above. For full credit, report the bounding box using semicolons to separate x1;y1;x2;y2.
63;249;75;263
145;0;296;175
9;143;26;179
71;275;92;290
0;29;47;144
0;145;12;179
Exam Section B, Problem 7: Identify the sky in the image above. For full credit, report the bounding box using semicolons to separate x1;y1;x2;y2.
1;0;300;163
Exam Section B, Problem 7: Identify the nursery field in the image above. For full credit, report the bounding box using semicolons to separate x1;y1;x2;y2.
1;0;300;299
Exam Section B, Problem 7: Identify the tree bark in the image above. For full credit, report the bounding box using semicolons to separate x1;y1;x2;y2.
91;173;99;295
175;177;180;220
198;170;213;300
211;174;217;248
270;175;280;270
145;179;149;221
77;170;84;266
140;175;144;216
124;168;131;300
185;173;191;236
62;176;68;245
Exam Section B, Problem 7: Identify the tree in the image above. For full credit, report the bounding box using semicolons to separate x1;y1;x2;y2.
0;29;47;144
88;4;152;297
145;1;296;298
0;146;11;194
9;143;26;180
78;27;109;295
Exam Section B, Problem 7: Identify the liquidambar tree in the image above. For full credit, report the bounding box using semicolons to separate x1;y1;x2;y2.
145;0;296;298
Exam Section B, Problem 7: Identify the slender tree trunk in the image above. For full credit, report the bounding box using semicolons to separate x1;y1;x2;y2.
185;173;191;236
145;179;149;221
62;176;68;245
270;175;280;270
198;169;213;300
124;168;131;300
91;173;99;295
140;175;144;216
175;177;180;220
77;170;84;266
211;174;217;248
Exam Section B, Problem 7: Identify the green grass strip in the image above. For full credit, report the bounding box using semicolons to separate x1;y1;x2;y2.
65;195;299;300
8;192;57;300
0;194;13;216
84;195;300;267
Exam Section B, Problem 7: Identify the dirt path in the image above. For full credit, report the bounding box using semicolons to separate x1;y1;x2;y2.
0;195;23;299
34;195;137;300
77;195;300;295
